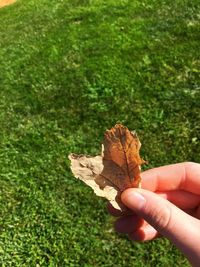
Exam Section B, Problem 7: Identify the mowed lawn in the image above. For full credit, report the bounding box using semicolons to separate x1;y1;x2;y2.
0;0;199;266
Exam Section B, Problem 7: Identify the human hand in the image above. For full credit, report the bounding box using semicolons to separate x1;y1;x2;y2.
108;162;200;267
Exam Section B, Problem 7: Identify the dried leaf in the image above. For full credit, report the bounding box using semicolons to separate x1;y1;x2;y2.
69;154;120;209
69;124;145;210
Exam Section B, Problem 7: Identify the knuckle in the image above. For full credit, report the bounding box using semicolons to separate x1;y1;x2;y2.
184;161;198;169
144;203;172;233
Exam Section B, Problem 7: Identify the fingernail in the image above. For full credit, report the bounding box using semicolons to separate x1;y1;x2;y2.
123;191;146;210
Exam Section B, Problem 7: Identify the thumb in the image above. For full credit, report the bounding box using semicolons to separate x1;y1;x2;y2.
121;188;200;261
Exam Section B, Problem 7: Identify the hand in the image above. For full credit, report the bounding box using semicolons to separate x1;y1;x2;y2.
108;162;200;267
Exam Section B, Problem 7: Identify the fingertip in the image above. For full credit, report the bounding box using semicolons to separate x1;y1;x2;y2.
129;225;159;242
121;188;146;211
121;188;137;202
107;202;123;217
114;215;143;234
107;202;133;217
128;229;144;242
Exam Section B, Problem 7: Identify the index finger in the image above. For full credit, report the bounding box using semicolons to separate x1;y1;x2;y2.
141;162;200;195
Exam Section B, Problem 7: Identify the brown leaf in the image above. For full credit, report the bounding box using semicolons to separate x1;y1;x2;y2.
103;124;145;190
69;124;145;210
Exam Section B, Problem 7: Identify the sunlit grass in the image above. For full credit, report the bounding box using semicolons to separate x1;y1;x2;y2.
0;0;199;265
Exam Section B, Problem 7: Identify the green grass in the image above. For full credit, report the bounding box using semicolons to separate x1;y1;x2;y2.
0;0;199;266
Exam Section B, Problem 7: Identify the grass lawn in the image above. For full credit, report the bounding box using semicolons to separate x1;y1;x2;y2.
0;0;199;266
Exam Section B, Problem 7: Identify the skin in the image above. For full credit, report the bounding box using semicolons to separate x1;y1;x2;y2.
107;162;200;267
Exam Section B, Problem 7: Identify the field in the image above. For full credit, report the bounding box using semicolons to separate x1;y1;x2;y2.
0;0;199;266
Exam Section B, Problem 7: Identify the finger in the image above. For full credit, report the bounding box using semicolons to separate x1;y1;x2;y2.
122;188;200;265
157;190;200;209
107;203;124;217
108;190;200;217
107;202;133;217
114;215;143;233
129;224;160;241
141;162;200;195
